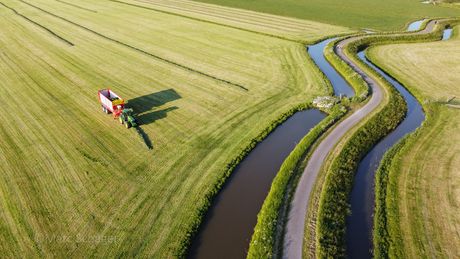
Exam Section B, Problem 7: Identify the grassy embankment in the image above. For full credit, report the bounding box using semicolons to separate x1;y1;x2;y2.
0;0;355;257
193;0;460;31
369;23;460;258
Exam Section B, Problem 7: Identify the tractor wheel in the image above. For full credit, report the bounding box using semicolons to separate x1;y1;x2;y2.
102;105;106;113
125;122;131;129
119;117;124;124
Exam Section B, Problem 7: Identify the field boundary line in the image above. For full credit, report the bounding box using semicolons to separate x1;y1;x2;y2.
0;1;74;46
17;0;248;91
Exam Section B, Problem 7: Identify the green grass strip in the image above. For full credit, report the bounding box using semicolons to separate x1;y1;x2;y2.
372;135;407;259
323;38;369;101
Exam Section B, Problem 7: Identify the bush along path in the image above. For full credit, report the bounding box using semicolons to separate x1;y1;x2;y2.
282;19;450;259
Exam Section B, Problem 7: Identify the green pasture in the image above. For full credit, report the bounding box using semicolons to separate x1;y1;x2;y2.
0;0;351;257
193;0;460;30
368;25;460;258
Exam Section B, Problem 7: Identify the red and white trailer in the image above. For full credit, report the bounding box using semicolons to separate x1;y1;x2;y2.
98;89;125;117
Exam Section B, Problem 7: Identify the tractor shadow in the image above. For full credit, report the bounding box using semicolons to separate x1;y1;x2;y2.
126;89;181;125
126;89;181;149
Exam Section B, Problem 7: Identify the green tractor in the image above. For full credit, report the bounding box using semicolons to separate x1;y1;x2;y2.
117;109;138;129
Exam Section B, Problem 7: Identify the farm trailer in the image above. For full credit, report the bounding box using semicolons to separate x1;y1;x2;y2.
98;89;138;129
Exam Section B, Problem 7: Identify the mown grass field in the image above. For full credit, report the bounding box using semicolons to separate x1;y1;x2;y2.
108;0;358;43
0;0;355;257
367;25;460;258
193;0;460;31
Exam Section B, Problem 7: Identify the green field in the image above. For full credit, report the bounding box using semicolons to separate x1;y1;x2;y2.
0;0;355;257
368;25;460;258
193;0;460;30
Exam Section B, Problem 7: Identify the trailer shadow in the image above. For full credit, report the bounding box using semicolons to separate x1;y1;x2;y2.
125;88;181;125
126;88;181;114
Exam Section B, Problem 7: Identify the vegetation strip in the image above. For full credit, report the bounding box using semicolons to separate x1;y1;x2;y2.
56;0;98;13
0;1;73;46
323;38;368;101
18;0;248;91
247;105;346;259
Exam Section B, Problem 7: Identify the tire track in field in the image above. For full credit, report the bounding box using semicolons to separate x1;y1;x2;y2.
56;0;98;13
17;0;249;91
0;2;74;46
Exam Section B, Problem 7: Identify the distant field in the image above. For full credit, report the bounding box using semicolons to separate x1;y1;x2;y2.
367;26;460;257
193;0;460;30
0;0;350;257
109;0;358;43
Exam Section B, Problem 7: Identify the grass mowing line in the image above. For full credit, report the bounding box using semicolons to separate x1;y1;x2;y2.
0;1;73;46
18;0;248;91
109;0;305;43
56;0;98;13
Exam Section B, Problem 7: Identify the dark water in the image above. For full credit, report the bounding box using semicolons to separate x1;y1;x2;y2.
187;109;327;259
345;51;425;258
308;39;356;97
345;28;452;258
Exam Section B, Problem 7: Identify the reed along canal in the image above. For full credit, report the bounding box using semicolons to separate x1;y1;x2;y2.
187;37;355;259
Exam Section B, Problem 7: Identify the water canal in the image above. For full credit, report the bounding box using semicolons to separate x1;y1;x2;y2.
188;109;327;259
345;22;452;258
188;36;356;258
307;38;355;97
188;19;447;259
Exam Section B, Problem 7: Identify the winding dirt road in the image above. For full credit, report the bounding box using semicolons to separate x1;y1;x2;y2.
282;20;437;259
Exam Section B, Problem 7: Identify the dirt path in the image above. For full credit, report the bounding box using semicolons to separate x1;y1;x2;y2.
282;20;437;259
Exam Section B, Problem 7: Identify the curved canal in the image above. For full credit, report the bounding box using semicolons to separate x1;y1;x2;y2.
345;22;452;258
188;19;448;259
187;36;355;258
187;109;327;259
